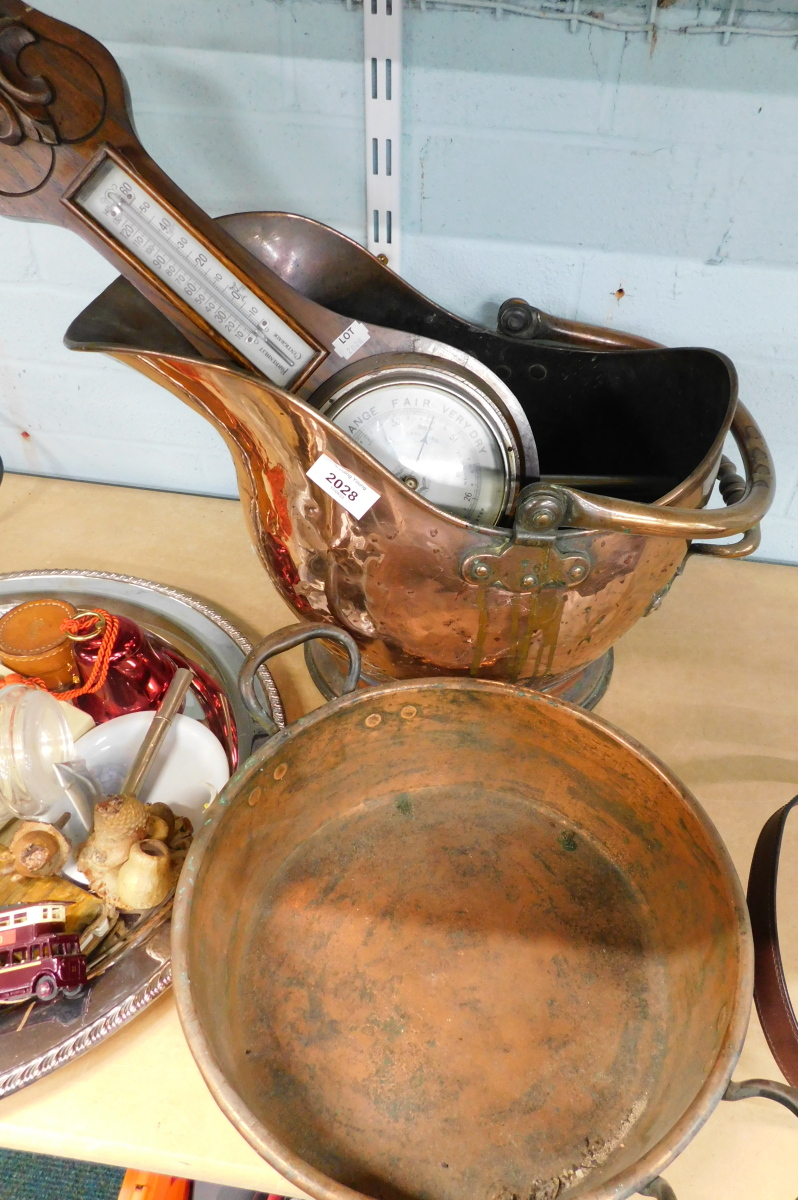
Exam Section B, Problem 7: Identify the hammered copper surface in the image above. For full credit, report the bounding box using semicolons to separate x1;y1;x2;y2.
106;351;767;689
64;213;773;693
173;680;751;1200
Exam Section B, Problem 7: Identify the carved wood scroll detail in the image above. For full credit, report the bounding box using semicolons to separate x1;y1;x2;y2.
0;22;57;147
0;12;108;200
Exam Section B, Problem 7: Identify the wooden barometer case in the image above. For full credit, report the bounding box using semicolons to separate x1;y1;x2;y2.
0;0;539;505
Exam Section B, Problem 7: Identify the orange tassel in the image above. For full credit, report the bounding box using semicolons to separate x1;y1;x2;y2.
0;608;120;701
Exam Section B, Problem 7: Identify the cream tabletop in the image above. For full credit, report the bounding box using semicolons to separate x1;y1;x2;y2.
0;471;796;1199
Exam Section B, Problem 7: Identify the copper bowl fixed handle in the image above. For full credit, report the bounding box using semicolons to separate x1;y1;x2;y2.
516;401;773;543
240;622;362;736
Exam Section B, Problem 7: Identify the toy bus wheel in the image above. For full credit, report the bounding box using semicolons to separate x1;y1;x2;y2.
34;974;58;1002
62;985;84;998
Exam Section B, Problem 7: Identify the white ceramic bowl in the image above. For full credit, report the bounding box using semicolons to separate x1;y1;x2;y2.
76;712;230;816
59;713;230;882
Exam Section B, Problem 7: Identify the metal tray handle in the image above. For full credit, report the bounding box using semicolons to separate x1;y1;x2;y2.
240;622;362;736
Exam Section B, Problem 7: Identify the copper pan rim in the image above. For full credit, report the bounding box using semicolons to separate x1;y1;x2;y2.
172;678;753;1200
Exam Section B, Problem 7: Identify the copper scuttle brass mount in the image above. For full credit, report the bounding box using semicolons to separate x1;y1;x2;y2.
461;486;592;593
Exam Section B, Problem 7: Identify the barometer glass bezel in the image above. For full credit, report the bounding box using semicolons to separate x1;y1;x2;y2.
313;354;527;525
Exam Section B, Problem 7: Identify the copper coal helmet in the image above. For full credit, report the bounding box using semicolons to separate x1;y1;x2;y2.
66;213;774;706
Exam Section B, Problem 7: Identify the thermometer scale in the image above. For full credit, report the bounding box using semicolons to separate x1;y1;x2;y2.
72;159;316;388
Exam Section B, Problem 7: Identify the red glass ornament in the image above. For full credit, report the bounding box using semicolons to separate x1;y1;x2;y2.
72;616;237;768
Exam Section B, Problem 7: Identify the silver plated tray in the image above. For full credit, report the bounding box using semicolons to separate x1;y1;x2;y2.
0;570;283;1098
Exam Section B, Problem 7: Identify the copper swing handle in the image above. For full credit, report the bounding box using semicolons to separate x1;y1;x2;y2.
239;623;361;737
502;303;773;544
690;455;761;558
517;401;773;542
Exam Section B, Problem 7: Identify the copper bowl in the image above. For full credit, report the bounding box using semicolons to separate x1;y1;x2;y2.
170;625;778;1200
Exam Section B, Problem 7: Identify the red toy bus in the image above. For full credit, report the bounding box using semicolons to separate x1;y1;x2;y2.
0;903;87;1003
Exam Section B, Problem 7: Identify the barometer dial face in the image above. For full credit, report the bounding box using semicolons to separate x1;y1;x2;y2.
321;362;522;525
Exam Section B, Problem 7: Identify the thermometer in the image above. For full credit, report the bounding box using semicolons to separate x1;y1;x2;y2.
73;160;316;387
0;1;538;522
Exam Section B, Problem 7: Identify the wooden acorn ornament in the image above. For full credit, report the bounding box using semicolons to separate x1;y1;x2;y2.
77;669;194;909
77;794;148;874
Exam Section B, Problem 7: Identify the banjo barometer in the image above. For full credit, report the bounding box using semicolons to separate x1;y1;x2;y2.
0;3;537;525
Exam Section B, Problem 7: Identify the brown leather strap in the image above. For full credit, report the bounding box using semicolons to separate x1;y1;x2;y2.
747;796;798;1085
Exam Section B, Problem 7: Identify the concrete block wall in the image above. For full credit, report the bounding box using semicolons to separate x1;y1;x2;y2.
2;0;798;559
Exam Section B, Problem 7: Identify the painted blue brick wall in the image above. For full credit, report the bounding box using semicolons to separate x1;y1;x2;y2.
2;1;798;560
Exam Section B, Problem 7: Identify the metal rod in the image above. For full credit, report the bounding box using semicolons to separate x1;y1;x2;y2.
540;475;675;489
122;668;193;799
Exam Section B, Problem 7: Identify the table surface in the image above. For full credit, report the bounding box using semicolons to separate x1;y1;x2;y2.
0;471;796;1199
